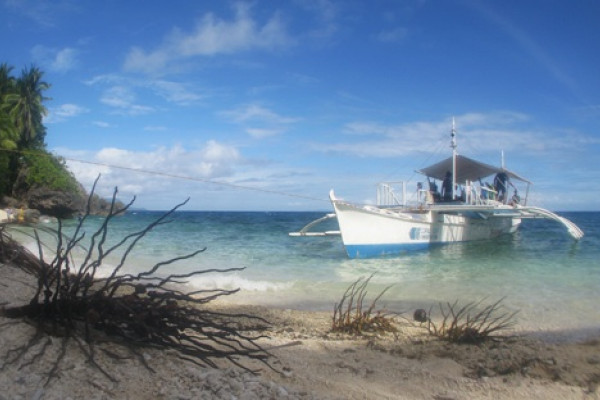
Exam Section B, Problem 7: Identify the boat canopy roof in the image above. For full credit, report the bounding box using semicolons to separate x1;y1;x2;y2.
417;155;531;184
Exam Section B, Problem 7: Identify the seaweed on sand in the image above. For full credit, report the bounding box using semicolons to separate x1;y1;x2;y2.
425;298;518;344
331;274;399;335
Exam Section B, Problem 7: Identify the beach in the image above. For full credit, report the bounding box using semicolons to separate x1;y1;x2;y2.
1;263;599;400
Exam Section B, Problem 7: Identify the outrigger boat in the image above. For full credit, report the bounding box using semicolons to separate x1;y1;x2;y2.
290;121;584;259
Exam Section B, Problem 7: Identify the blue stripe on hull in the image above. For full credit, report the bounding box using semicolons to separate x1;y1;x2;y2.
345;243;431;259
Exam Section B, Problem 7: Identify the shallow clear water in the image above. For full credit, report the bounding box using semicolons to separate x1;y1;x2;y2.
17;210;600;340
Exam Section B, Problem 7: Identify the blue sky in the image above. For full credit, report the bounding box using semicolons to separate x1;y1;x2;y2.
1;0;599;211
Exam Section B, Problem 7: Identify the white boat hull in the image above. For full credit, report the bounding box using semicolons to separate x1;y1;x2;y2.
332;196;521;258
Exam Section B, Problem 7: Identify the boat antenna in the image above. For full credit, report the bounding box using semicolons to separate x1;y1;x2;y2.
451;117;457;200
501;150;505;169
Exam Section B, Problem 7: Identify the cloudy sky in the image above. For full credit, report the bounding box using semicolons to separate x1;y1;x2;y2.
2;0;599;211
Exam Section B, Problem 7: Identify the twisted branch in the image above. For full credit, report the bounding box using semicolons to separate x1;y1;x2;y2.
0;179;275;385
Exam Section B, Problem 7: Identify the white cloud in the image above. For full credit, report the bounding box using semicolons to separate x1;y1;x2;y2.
143;125;167;131
100;86;155;115
124;3;291;74
176;3;288;55
4;0;73;27
57;142;244;203
93;121;111;128
53;141;329;210
51;47;78;72
123;46;171;76
31;45;78;72
84;74;121;86
100;86;134;108
220;104;299;138
200;140;240;162
151;80;203;104
55;103;87;118
44;103;88;123
246;128;282;139
195;140;241;177
87;74;202;114
223;104;298;125
318;112;549;158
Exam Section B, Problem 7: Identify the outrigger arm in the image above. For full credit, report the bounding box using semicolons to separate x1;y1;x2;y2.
288;213;340;237
518;206;584;240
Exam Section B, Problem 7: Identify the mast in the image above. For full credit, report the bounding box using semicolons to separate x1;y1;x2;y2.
451;117;457;200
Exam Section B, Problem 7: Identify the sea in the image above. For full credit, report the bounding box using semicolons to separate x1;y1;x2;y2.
14;210;600;341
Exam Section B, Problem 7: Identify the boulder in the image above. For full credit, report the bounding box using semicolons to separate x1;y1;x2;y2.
2;196;20;208
23;208;41;223
25;187;86;219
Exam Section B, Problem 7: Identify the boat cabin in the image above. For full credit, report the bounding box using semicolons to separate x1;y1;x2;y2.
376;155;531;209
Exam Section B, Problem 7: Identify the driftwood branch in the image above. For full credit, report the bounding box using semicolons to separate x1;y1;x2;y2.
0;179;275;385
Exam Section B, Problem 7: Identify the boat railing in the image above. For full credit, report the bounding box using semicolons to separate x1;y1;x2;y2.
379;179;530;208
463;180;530;207
464;180;493;205
376;181;406;207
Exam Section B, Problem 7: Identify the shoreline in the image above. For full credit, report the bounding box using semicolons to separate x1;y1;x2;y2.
8;218;599;345
1;263;599;399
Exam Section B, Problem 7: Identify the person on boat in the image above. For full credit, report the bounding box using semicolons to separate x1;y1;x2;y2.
441;171;453;201
427;177;440;202
511;190;521;205
478;178;488;200
494;171;509;202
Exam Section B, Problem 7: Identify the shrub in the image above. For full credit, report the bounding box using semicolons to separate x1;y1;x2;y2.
22;151;79;192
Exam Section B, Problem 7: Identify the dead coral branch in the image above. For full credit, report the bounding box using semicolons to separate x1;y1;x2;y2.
0;177;274;385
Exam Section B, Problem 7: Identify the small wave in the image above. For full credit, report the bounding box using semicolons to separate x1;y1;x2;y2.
186;272;294;292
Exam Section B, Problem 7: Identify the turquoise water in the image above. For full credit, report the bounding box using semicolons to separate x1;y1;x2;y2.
21;210;600;340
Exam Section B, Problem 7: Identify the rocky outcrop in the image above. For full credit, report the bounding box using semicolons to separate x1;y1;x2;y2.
2;187;124;220
3;164;125;219
25;187;86;219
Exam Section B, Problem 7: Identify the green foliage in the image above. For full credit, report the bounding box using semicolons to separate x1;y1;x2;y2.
0;152;11;196
22;151;80;192
0;62;53;198
5;65;50;148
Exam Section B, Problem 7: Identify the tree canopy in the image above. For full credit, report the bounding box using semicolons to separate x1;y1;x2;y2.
0;63;79;203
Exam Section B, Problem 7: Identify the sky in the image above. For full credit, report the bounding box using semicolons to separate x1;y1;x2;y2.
1;0;599;211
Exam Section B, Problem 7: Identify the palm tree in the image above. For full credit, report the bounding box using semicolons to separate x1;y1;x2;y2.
0;63;18;196
0;63;15;96
0;63;18;148
0;65;51;196
4;65;51;149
